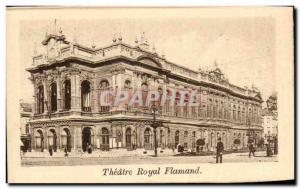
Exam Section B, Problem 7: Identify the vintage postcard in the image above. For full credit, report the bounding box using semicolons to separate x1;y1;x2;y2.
7;7;294;183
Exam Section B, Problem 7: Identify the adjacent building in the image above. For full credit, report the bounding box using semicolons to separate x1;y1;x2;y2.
26;27;263;153
262;93;278;138
20;100;33;152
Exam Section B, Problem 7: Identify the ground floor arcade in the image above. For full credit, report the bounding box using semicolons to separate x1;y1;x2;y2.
29;120;263;153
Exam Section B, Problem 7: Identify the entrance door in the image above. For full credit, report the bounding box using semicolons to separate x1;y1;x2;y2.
62;128;72;152
82;127;92;152
48;129;57;152
35;130;44;152
125;128;132;149
144;128;152;150
101;128;109;151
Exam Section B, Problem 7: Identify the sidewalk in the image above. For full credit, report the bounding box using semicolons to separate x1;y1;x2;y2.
22;148;178;158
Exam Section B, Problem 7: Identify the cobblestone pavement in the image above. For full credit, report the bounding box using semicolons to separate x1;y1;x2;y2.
21;151;278;167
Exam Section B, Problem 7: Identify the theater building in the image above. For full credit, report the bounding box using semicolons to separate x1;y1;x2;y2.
27;28;263;153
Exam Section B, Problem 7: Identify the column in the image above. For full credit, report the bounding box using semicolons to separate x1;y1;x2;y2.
44;128;48;150
122;125;126;148
30;127;35;151
32;86;37;114
92;81;99;113
57;78;62;111
75;126;82;150
43;79;48;114
55;125;61;150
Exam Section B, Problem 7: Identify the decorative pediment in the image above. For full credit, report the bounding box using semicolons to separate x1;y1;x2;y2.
42;34;69;46
208;71;226;83
137;55;162;68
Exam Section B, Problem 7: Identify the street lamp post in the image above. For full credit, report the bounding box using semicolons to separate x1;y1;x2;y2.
151;105;159;157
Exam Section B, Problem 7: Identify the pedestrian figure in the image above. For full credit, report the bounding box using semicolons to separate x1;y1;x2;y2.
87;144;92;154
273;136;278;155
266;142;272;157
248;141;255;157
49;146;53;156
64;147;68;157
216;138;224;163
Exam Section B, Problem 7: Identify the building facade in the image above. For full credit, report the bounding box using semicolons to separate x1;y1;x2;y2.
262;94;278;138
20;100;33;152
26;28;263;153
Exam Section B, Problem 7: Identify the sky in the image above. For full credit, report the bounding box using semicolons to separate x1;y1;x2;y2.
19;14;276;104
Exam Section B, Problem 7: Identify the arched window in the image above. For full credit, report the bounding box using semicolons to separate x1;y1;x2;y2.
192;131;196;148
184;131;188;148
207;99;212;118
165;90;171;113
220;101;223;119
37;85;44;114
50;83;57;112
157;87;163;110
141;83;148;107
159;129;164;148
190;94;197;118
210;132;214;147
25;124;29;134
81;80;91;112
214;100;218;118
64;80;71;110
144;128;151;144
232;105;236;121
101;127;109;145
175;92;180;116
249;108;252;122
183;94;189;117
242;108;245;123
124;80;131;89
223;132;226;147
175;130;180;147
123;80;132;110
99;80;110;113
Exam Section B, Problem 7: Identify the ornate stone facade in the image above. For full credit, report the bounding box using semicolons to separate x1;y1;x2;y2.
27;29;263;153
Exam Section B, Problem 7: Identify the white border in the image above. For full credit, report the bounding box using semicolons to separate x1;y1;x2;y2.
2;1;298;188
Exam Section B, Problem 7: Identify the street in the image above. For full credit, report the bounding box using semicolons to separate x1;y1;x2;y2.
21;151;278;167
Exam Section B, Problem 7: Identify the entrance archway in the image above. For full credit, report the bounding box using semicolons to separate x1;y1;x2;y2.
196;138;206;152
48;129;57;152
82;127;92;152
101;127;109;151
61;128;71;152
144;128;152;150
35;129;44;152
125;128;132;149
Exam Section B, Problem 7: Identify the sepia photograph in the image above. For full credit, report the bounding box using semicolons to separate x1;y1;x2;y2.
6;7;294;183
